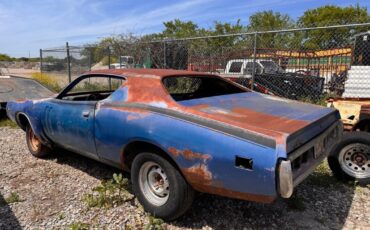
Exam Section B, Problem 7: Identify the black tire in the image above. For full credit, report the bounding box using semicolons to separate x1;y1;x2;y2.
328;131;370;184
131;152;194;220
26;125;51;158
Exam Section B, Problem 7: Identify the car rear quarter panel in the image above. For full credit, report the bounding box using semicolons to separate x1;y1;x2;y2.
95;104;278;202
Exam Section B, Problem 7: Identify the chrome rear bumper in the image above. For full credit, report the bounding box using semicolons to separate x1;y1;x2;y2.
278;121;343;198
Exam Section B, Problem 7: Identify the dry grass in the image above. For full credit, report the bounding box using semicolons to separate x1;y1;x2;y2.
31;73;62;92
0;119;18;128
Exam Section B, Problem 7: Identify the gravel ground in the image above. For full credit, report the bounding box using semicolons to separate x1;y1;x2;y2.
0;126;369;229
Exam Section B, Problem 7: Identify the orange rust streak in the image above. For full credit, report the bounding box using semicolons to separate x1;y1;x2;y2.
182;164;275;203
180;104;309;137
124;77;177;106
168;147;211;161
192;183;276;203
168;147;180;157
182;164;213;186
87;68;215;79
126;113;149;121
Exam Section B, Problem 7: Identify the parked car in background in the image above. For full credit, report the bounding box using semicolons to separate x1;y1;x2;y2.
109;56;135;69
7;69;342;220
220;59;325;101
327;98;370;184
222;59;284;79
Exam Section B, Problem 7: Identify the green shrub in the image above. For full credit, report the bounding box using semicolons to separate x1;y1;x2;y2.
144;216;165;230
83;173;133;209
5;192;22;204
0;119;18;128
67;222;90;230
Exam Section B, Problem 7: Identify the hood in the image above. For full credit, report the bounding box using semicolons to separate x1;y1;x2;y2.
178;92;339;152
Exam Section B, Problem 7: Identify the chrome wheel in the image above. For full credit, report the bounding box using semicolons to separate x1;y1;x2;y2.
339;143;370;179
138;161;170;206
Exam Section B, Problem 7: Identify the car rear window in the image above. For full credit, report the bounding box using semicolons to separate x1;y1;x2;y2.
162;76;246;101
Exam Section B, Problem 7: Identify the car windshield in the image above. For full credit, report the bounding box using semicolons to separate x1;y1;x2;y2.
163;76;247;101
259;61;284;73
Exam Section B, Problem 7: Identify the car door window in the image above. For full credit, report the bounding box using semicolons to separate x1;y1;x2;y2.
61;76;124;101
244;62;262;74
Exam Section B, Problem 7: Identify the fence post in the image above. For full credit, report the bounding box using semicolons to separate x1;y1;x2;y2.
39;49;43;74
251;32;258;90
66;42;71;83
163;41;166;68
108;46;111;69
88;48;92;71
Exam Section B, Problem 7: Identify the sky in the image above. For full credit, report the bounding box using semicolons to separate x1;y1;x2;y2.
0;0;369;57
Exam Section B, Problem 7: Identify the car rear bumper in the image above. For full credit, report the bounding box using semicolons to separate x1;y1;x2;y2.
278;120;343;198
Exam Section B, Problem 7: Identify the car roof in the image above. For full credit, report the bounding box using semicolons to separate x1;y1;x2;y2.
85;68;216;79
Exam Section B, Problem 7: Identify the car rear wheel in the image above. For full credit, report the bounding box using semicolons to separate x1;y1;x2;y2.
328;132;370;184
26;125;51;158
131;152;194;220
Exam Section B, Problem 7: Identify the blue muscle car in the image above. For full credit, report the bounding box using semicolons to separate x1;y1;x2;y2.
6;69;342;220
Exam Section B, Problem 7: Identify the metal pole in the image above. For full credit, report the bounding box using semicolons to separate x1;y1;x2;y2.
88;48;92;71
39;49;43;74
163;41;166;69
251;32;258;90
108;46;111;69
66;42;71;83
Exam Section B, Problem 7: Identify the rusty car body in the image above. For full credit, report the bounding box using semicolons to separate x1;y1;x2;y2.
6;69;342;219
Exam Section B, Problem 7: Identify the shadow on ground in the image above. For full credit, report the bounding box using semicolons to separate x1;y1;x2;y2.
46;148;356;229
0;194;22;230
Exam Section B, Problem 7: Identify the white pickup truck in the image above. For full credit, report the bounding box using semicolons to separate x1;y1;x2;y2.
220;59;284;81
219;59;325;100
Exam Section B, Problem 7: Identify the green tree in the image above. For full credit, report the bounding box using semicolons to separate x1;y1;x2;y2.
247;10;295;49
0;53;14;62
208;20;244;49
298;4;370;49
162;19;199;38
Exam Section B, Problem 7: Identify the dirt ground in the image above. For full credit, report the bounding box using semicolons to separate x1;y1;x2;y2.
0;126;369;229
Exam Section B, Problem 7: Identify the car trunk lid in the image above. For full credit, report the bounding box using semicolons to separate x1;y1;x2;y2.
178;92;339;153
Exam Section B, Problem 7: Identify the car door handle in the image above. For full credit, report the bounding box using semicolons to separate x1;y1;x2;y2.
82;111;90;117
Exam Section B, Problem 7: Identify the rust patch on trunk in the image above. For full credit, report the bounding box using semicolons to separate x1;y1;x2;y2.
168;147;211;161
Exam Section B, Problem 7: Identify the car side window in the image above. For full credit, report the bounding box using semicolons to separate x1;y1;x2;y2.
244;62;262;74
229;61;243;73
69;77;122;93
61;76;124;101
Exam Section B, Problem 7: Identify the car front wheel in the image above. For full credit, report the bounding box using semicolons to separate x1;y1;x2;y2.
131;152;194;220
26;125;51;158
328;131;370;184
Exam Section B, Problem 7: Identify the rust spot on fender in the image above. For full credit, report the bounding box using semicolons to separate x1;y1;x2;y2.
182;164;213;185
168;147;211;161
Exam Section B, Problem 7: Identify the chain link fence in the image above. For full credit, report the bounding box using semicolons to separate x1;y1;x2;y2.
40;23;370;101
